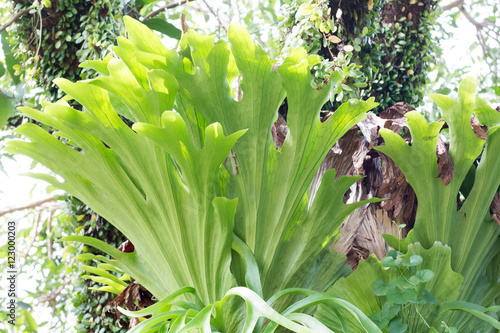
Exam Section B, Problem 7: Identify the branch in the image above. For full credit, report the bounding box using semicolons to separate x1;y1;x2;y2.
0;8;31;33
202;0;228;33
22;211;41;263
0;196;57;217
459;6;484;30
440;0;464;12
47;207;53;260
143;0;196;20
40;273;78;304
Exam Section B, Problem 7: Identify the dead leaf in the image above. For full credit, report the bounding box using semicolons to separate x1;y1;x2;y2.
435;137;454;186
347;245;370;269
108;281;155;327
272;113;287;148
491;192;500;225
378;153;415;219
130;318;141;328
368;0;374;10
328;35;342;43
470;116;488;140
117;239;135;253
380;102;414;119
379;102;413;134
344;45;354;52
180;13;189;35
313;108;418;269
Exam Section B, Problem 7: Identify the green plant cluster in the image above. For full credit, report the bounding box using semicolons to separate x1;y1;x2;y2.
0;192;76;332
358;9;436;110
66;198;130;333
316;242;466;332
279;0;373;103
316;78;500;332
369;250;440;332
5;17;500;332
279;0;438;112
9;0;123;103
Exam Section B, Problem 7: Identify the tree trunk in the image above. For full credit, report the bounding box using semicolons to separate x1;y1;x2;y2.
309;103;418;269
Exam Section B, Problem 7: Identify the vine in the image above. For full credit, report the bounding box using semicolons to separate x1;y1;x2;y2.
9;0;123;104
279;0;439;112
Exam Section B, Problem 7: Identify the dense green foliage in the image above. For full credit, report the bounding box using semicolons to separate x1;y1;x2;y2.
0;193;129;332
316;77;500;332
6;17;379;331
9;0;122;103
6;16;500;332
69;199;129;333
280;0;438;112
1;2;283;331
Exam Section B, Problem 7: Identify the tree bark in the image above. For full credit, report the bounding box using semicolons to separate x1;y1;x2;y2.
309;103;418;269
0;196;57;217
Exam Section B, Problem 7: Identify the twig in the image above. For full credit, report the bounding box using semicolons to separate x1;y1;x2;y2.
235;76;243;102
40;273;78;304
143;0;196;20
186;4;211;15
440;0;464;12
202;0;227;33
47;207;53;260
180;12;189;34
23;211;41;263
234;0;242;25
459;6;484;30
0;8;30;33
0;196;57;217
322;31;336;60
457;5;499;59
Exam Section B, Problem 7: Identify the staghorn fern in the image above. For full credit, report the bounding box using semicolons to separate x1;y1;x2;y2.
5;17;380;331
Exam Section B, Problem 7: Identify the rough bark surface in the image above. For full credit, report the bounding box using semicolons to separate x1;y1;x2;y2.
271;102;419;269
310;103;418;269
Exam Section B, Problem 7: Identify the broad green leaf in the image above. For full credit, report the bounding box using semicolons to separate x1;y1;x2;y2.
262;290;382;333
79;56;114;76
474;96;500;128
142;18;182;40
123;16;169;57
386;288;417;304
383;229;415;253
118;287;198;318
376;78;500;328
415;269;435;283
89;286;122;294
388;316;408;333
403;254;423;267
0;92;15;128
6;16;384;331
433;301;500;330
423;288;437;304
231;234;263;298
280;248;352;312
125;287;359;333
82;275;125;294
382;256;402;267
1;31;21;85
127;19;378;302
369;302;401;329
78;265;128;287
372;279;397;296
9;78;240;305
0;61;5;77
22;309;38;331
